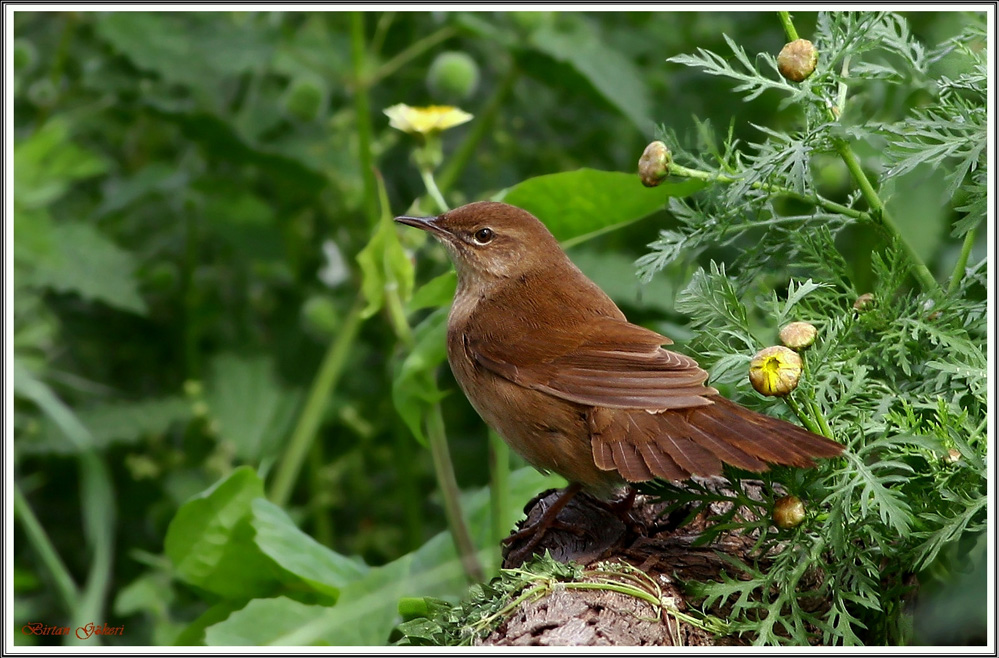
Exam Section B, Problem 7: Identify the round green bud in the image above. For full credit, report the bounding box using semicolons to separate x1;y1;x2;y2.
773;495;806;529
779;321;818;351
301;295;340;337
427;51;480;101
777;39;818;83
27;78;58;108
14;39;37;73
853;293;875;312
282;75;327;122
638;140;671;188
509;11;555;33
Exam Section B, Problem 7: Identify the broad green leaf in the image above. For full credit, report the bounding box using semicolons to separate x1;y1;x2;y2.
19;220;147;315
498;169;704;246
407;271;457;314
164;467;279;600
567;246;680;314
165;468;367;604
205;354;302;461
250;498;368;601
205;467;563;646
529;18;653;131
391;308;450;445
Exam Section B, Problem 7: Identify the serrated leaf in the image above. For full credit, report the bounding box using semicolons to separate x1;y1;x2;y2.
20;220;147;315
14;119;108;209
25;395;193;456
498;169;703;246
96;12;273;93
205;354;302;461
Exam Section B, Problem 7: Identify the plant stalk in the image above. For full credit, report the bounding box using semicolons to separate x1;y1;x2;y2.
269;298;365;506
350;12;379;224
668;163;867;222
488;430;511;563
777;11;800;41
14;483;80;613
947;226;978;295
426;402;485;582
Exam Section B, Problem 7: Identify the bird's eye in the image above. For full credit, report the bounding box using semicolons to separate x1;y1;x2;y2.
473;228;494;244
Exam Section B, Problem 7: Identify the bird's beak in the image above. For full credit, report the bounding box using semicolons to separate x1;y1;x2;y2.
393;214;445;236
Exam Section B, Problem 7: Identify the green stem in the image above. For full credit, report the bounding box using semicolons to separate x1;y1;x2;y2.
669;163;867;222
370;11;395;57
350;12;378;224
420;168;450;213
368;25;458;86
777;11;799;41
14;483;80;613
783;395;822;436
384;275;414;348
437;64;520;194
488;430;511;564
947;226;978;295
426;402;484;582
833;140;938;293
269;298;366;506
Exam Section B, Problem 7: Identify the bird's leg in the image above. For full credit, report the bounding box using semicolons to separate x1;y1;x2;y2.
501;482;584;551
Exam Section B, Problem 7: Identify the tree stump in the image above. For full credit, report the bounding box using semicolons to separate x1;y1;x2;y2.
479;480;806;646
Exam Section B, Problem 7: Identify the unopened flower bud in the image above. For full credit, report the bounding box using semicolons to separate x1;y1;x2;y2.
773;495;806;529
777;39;818;82
853;293;875;312
749;346;802;396
638;140;671;188
779;321;818;351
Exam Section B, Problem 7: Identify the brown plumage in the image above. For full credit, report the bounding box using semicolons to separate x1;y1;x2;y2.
395;201;843;499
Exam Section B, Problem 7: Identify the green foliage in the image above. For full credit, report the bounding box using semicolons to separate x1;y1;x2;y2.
12;9;984;648
633;10;987;646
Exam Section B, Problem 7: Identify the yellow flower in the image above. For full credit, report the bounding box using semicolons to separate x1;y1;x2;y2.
749;345;802;396
383;103;473;135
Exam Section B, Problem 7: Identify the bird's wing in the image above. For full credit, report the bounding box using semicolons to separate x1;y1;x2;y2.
466;315;717;410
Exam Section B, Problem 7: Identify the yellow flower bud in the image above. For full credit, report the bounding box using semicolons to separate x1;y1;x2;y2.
773;495;806;529
749;346;802;396
777;39;818;82
779;321;818;351
638;140;671;188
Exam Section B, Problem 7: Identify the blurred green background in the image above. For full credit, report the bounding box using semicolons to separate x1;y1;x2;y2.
12;10;984;646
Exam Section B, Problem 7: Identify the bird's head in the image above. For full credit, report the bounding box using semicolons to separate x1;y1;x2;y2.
394;201;565;286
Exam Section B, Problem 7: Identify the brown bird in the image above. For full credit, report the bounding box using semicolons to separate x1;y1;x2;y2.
395;201;842;541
